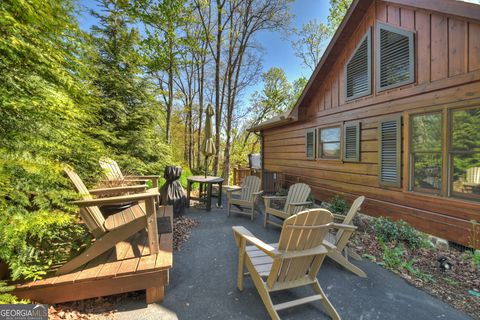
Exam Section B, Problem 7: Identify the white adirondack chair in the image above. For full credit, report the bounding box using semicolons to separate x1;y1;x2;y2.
233;209;348;320
226;175;262;220
263;183;312;228
324;196;366;278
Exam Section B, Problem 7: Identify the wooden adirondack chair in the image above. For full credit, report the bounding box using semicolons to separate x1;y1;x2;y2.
58;167;160;275
263;183;312;228
226;176;262;220
233;209;347;320
324;196;366;278
99;157;159;188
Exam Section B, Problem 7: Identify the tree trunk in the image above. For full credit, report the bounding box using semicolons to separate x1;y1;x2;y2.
213;0;223;176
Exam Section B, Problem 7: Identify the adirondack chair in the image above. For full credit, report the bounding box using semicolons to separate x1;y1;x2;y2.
58;167;160;275
324;196;366;278
99;157;160;188
233;209;352;320
226;175;262;220
263;183;312;228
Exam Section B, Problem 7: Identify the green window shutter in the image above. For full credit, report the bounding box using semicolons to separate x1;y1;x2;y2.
379;117;402;187
305;128;316;160
376;23;415;92
345;28;372;101
343;122;360;162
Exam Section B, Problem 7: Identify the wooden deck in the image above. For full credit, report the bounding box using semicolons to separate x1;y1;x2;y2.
14;205;173;304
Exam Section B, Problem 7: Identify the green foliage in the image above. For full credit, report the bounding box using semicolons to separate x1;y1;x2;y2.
0;0;170;282
327;0;353;32
470;250;480;270
0;281;29;304
379;240;405;270
402;260;434;282
327;195;348;215
374;217;428;249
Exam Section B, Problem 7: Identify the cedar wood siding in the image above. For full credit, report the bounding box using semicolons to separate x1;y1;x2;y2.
262;0;480;248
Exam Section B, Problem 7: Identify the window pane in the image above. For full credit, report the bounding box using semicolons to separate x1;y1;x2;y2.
321;127;340;142
451;153;480;200
412;113;442;152
322;143;340;158
413;153;442;191
451;107;480;151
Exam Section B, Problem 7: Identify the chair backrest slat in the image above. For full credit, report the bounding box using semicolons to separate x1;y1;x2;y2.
63;167;107;236
266;209;332;289
284;183;311;214
99;157;124;181
336;196;364;243
467;167;480;185
240;176;261;202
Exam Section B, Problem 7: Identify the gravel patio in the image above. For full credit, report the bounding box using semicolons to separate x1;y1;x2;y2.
114;198;472;320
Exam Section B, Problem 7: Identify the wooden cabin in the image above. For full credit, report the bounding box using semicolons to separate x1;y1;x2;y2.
250;0;480;248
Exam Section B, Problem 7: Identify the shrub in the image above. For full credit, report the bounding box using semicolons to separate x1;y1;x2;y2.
470;250;480;270
0;281;29;304
0;210;89;281
327;195;348;215
379;240;404;270
374;217;428;249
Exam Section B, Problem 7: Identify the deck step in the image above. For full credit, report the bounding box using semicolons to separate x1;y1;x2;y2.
273;294;323;311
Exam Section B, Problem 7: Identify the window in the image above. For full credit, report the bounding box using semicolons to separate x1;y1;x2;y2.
343;122;360;162
410;113;443;193
305;128;316;160
379;116;401;187
376;23;414;92
318;126;341;159
345;29;371;100
408;106;480;202
449;107;480;201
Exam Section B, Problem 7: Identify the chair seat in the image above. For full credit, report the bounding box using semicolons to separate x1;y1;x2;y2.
265;207;289;219
104;204;146;231
229;197;252;206
246;243;278;277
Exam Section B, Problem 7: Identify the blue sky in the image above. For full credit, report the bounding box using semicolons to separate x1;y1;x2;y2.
77;0;330;96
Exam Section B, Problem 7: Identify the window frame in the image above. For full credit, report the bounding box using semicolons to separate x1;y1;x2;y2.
378;115;402;188
343;121;361;162
305;128;316;160
344;28;372;101
447;106;480;202
406;105;480;203
408;111;444;195
317;125;342;160
376;22;415;93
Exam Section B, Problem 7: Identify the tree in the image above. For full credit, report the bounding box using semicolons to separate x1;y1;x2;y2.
291;0;353;73
90;0;171;173
328;0;353;32
0;0;104;280
291;20;330;72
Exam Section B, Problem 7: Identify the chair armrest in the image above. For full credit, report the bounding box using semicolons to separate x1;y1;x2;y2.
288;201;312;207
125;175;160;179
333;213;347;221
252;190;263;195
232;226;279;258
74;191;160;207
226;186;243;193
331;223;357;231
262;196;287;200
89;184;147;195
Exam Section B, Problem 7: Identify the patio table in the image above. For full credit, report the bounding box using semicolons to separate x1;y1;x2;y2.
186;175;224;211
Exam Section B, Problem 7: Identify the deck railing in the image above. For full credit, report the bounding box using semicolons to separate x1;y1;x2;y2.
232;166;282;194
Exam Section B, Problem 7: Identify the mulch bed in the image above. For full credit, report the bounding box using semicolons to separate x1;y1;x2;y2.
47;215;199;320
350;214;480;319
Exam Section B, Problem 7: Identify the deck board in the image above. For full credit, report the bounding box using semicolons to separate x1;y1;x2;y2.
14;205;173;304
